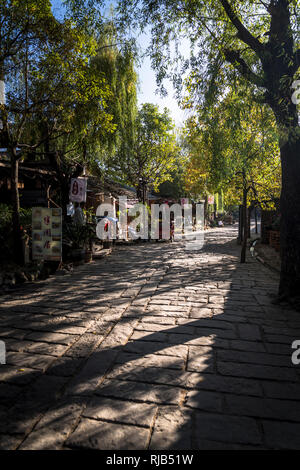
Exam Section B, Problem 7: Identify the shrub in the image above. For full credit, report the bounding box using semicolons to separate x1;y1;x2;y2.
0;205;32;262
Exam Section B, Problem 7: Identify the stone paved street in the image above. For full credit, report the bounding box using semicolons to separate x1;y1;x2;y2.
1;226;300;450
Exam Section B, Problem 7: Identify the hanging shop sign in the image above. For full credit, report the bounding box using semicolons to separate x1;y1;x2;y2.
32;207;62;261
69;177;87;203
208;195;215;205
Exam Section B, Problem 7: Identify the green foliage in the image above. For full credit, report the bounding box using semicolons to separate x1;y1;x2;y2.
157;166;187;200
63;222;95;249
116;0;299;107
0;203;12;226
21;17;139;185
88;22;138;163
0;204;31;261
183;84;281;209
107;103;182;196
25;20;118;167
0;204;31;227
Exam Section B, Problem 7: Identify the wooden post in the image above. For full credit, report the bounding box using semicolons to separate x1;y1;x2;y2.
255;207;258;234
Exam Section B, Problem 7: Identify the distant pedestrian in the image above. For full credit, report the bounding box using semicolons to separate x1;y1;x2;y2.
73;202;85;225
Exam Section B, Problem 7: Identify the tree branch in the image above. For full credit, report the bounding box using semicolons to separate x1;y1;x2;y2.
257;0;269;9
219;0;265;57
224;49;267;88
295;49;300;70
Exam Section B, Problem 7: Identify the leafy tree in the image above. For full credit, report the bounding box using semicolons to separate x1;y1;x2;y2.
116;0;300;303
35;20;138;212
183;116;220;200
107;103;181;201
92;22;138;164
157;165;187;200
183;86;281;261
33;26;117;213
0;2;116;262
0;0;67;262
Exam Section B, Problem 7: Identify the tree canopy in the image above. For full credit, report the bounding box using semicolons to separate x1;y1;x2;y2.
183;84;281;206
114;0;300;301
107;102;182;199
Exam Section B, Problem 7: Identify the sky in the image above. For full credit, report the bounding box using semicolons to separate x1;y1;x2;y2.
138;62;186;127
135;36;187;128
51;0;187;128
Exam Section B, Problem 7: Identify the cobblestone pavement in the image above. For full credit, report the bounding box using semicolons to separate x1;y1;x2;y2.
1;226;300;450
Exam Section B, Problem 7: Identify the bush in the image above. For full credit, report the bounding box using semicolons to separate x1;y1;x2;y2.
0;203;13;225
19;207;32;227
0;204;32;262
0;204;32;227
63;222;95;250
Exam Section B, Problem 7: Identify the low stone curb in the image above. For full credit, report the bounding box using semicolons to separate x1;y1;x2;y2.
254;249;280;274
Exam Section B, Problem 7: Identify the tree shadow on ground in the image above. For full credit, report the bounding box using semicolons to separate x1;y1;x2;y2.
0;227;299;450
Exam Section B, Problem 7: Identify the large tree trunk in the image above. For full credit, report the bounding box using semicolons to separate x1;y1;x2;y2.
278;131;300;303
11;151;24;264
262;0;300;303
220;0;300;302
268;67;300;304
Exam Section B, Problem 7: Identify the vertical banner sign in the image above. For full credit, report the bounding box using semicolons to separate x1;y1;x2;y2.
32;208;62;261
69;177;87;203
